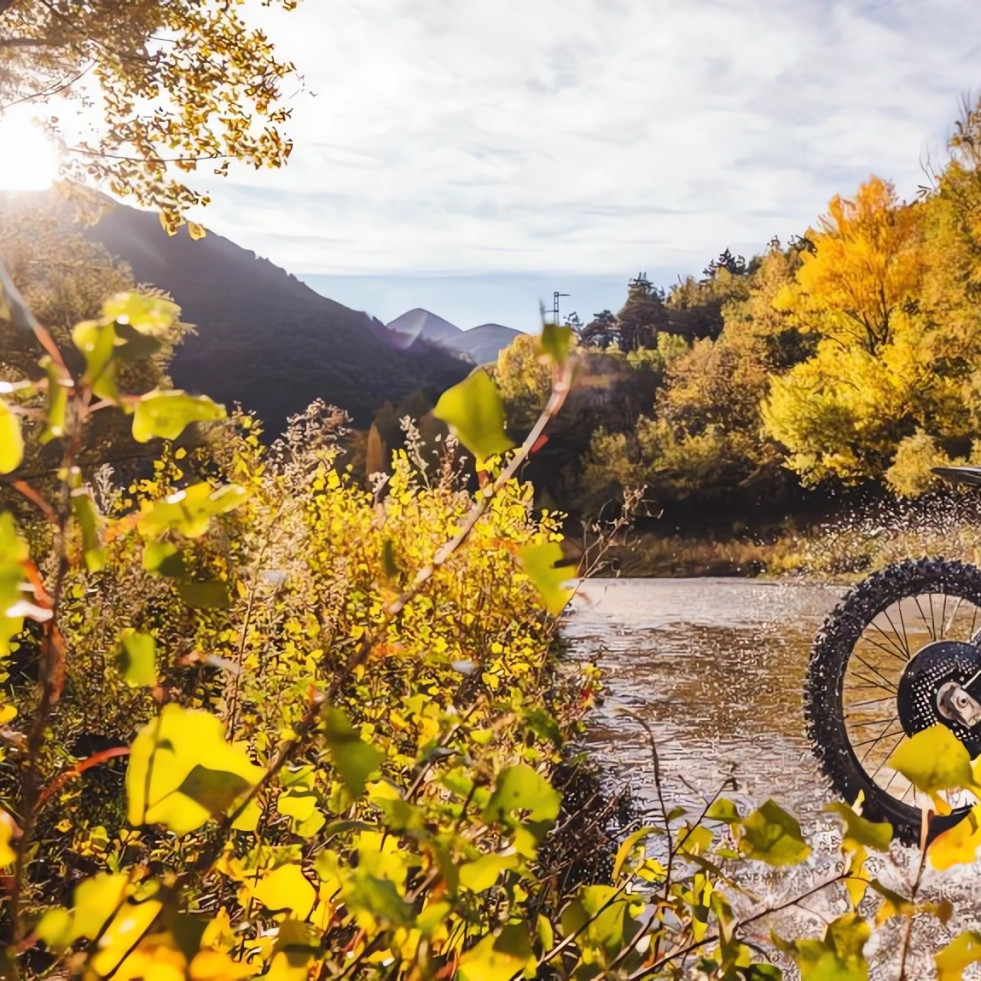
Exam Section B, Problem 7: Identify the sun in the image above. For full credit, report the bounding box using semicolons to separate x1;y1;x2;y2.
0;109;60;192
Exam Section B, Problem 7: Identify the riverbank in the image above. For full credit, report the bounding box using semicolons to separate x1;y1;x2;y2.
586;490;981;580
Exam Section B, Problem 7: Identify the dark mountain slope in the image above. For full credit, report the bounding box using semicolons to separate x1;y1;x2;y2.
86;207;470;431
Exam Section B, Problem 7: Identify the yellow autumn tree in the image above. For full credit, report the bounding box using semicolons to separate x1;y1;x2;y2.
762;178;934;484
774;176;922;355
0;0;299;229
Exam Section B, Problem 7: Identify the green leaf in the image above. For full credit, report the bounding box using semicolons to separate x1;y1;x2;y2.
40;357;67;444
115;630;157;687
102;292;181;335
612;825;659;881
126;704;262;833
540;323;573;363
706;798;741;824
137;482;249;539
177;581;230;609
459;852;520;892
0;512;30;656
776;915;869;981
0;399;23;474
888;724;974;794
141;541;186;577
344;871;414;927
112;322;163;361
175;765;252;814
458;924;533;981
132;390;225;443
484;763;562;826
824;801;892;851
322;708;383;798
70;487;104;572
516;541;574;615
433;369;515;466
936;931;981;981
739;799;810;865
71;319;118;401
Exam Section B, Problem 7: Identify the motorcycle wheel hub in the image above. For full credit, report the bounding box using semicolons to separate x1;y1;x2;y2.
897;640;981;756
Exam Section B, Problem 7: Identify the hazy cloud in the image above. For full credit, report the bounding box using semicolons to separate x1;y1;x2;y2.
185;0;981;278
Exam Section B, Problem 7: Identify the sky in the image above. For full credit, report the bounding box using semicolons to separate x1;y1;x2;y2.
3;0;981;329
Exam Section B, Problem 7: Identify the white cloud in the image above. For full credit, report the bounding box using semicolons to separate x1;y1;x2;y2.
190;0;981;277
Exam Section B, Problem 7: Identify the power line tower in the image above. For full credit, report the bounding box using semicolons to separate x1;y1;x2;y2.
552;291;569;327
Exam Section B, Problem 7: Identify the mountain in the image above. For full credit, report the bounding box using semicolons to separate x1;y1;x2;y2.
386;308;461;345
386;309;521;364
83;208;470;431
454;323;521;364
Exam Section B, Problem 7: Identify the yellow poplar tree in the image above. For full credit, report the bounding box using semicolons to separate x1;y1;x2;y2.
762;178;931;484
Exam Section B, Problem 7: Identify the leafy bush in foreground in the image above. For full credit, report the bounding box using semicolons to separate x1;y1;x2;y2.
5;282;981;979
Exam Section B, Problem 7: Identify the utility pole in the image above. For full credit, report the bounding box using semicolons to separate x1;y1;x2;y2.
552;291;569;327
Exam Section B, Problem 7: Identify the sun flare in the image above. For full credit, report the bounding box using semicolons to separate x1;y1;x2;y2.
0;110;60;192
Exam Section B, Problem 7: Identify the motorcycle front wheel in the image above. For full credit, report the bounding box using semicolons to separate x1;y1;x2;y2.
805;557;981;843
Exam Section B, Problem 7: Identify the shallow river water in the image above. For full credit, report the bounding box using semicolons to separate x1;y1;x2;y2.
563;578;981;978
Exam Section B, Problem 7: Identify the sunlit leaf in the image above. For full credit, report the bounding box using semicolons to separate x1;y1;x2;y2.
824;801;892;851
0;399;23;474
322;708;383;798
102;292;181;336
187;950;254;980
484;763;562;828
0;512;29;656
929;805;981;870
612;825;659;881
458;923;533;981
132;390;226;443
459;852;520;892
142;541;186;577
776;914;869;980
706;798;741;824
936;931;981;981
266;917;318;980
40;357;67;444
433;369;515;466
252;864;316;920
137;482;249;539
738;799;810;865
0;808;17;867
187;221;207;241
515;541;574;615
71;319;118;401
115;629;157;687
888;724;974;794
126;704;263;833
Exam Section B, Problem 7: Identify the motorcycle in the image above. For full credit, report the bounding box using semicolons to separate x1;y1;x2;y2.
806;465;981;843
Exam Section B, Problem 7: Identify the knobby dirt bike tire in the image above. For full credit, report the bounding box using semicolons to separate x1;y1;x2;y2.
805;557;981;844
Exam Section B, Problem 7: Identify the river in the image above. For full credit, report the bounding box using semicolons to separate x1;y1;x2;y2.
564;577;981;977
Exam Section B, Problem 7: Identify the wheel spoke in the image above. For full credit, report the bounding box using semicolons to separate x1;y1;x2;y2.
868;618;911;661
912;593;935;641
869;733;906;781
849;656;898;693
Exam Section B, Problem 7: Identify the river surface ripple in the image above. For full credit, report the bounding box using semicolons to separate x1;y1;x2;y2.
563;577;981;978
